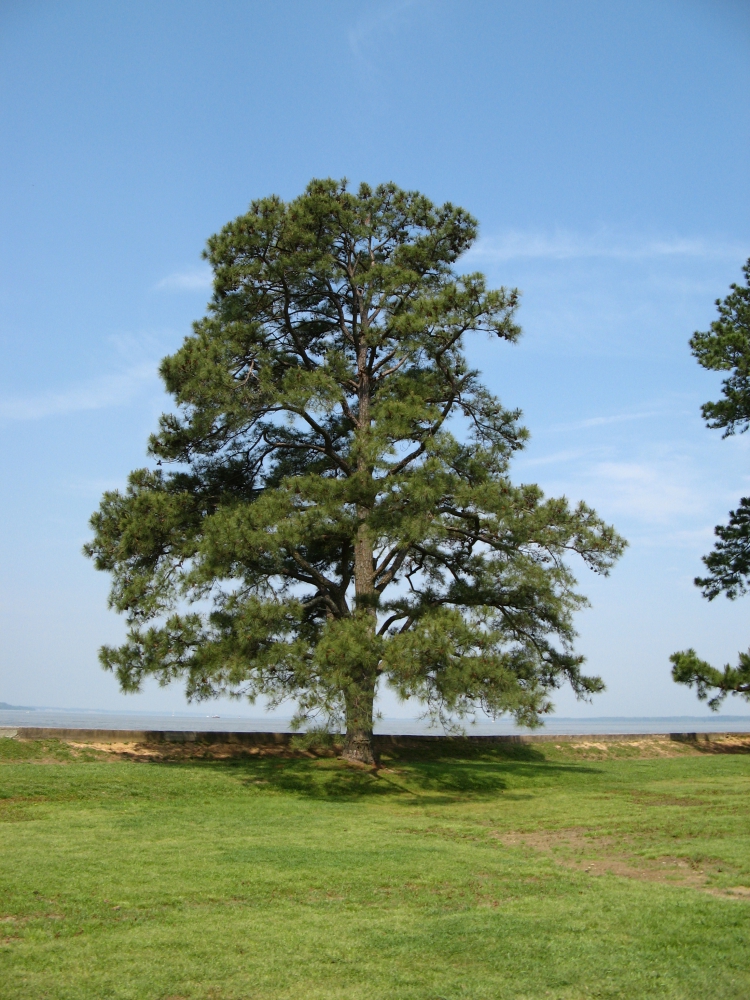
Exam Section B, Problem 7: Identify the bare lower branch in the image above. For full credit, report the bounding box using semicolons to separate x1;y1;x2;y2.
289;550;343;604
375;546;410;592
377;612;410;635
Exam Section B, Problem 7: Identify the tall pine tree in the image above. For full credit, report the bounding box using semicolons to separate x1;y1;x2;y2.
672;259;750;708
86;179;625;762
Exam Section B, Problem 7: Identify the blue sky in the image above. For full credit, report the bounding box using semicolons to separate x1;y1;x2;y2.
1;0;749;719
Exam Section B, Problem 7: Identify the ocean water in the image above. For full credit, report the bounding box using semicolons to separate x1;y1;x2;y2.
2;707;750;735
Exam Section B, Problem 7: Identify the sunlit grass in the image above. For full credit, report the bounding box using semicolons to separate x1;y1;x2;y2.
1;737;749;999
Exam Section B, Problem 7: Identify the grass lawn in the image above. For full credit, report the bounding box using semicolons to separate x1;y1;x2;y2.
1;735;749;1000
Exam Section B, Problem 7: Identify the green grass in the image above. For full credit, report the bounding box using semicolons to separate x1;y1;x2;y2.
1;738;749;999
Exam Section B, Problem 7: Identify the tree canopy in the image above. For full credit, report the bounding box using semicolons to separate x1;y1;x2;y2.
671;259;750;708
86;179;626;762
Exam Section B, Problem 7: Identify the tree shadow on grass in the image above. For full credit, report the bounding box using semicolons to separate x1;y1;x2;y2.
214;744;603;803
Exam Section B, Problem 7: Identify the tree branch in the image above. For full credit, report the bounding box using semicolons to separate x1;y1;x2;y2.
287;408;353;476
377;611;410;635
375;546;410;592
279;274;317;371
289;549;343;605
386;397;455;476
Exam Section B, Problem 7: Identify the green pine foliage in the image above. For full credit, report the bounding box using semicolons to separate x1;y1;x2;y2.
696;498;750;602
672;259;750;707
690;259;750;437
85;179;625;759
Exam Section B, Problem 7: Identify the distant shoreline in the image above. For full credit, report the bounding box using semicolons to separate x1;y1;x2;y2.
2;706;750;736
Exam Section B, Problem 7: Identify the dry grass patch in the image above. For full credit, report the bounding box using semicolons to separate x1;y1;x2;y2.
493;826;750;900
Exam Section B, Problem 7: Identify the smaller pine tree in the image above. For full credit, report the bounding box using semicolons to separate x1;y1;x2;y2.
672;259;750;708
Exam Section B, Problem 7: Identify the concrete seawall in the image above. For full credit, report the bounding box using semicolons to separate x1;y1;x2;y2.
1;727;748;746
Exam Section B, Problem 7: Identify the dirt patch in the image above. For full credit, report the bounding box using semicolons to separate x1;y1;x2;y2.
548;736;750;759
558;740;690;756
68;740;331;762
693;736;750;755
68;741;162;759
493;827;745;897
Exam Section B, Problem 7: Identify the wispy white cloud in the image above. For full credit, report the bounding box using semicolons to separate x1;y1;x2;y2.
156;267;212;292
525;444;736;530
0;364;157;421
466;230;748;264
349;0;418;51
348;0;425;81
634;525;719;551
547;408;671;434
519;447;602;468
588;460;705;523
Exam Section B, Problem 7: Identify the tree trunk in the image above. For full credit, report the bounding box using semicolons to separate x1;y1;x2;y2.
342;517;378;765
342;326;378;766
342;678;376;765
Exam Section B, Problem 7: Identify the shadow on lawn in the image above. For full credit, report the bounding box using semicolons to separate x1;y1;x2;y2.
220;746;602;802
